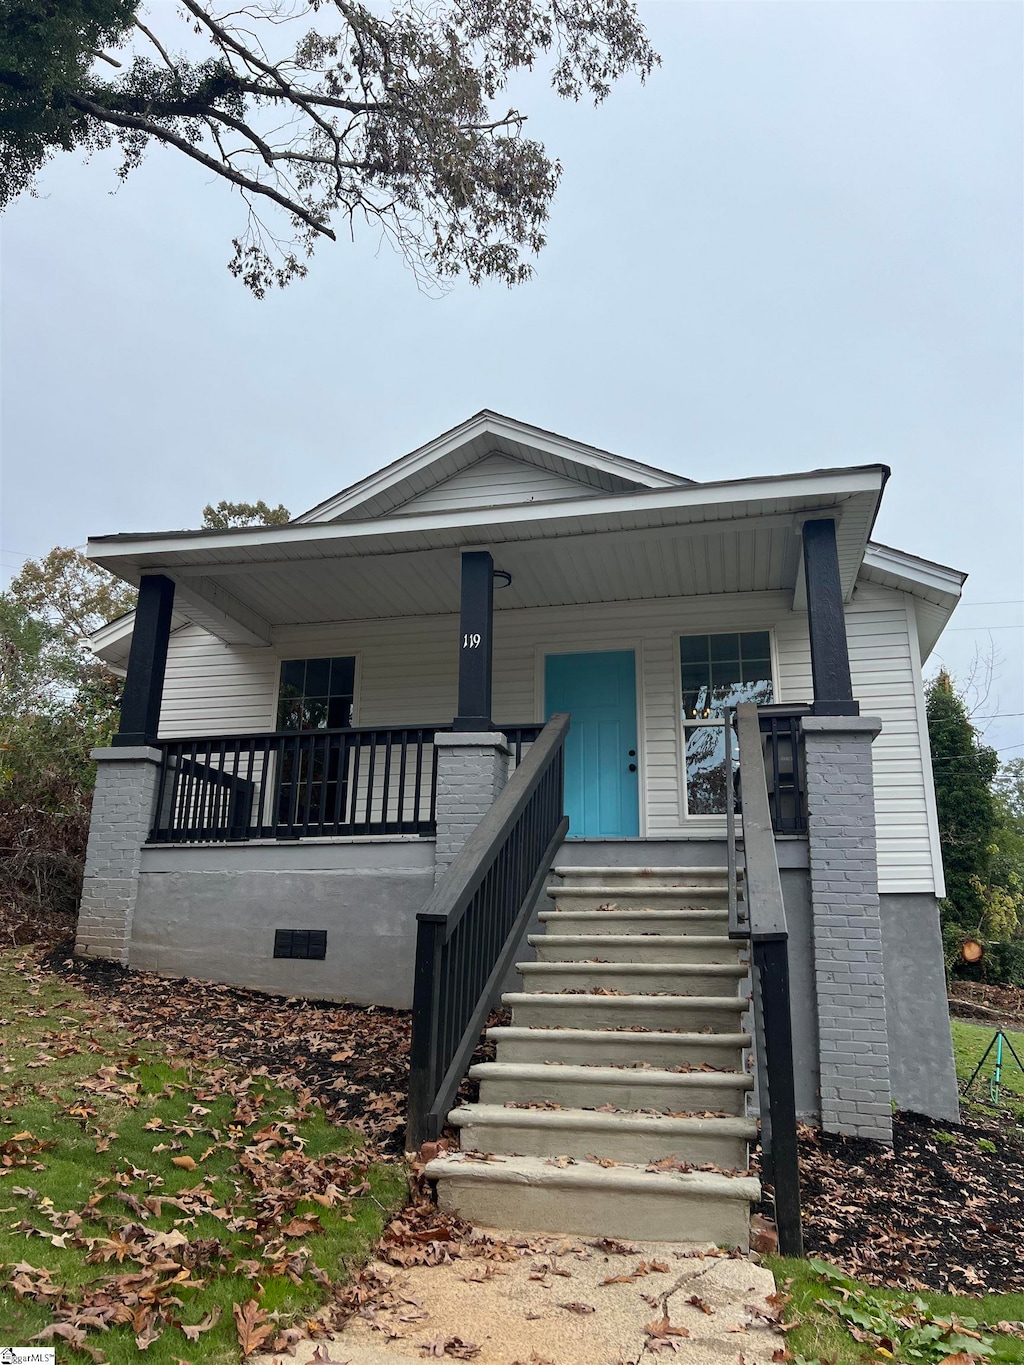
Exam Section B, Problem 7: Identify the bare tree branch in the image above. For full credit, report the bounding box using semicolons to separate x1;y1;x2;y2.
68;93;337;241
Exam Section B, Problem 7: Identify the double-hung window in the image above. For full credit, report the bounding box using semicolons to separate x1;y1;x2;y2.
680;632;774;815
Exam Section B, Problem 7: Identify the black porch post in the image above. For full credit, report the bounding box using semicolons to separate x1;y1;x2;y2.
113;574;176;746
453;550;494;731
802;518;858;717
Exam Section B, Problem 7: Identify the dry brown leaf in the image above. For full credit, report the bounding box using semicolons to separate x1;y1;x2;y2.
171;1155;197;1171
233;1298;274;1356
181;1305;222;1341
645;1315;691;1339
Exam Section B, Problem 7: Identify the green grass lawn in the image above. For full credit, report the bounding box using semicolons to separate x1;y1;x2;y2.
952;1017;1024;1125
0;949;407;1362
770;1257;1024;1365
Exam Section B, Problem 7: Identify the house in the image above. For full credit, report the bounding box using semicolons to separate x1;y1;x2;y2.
80;411;964;1238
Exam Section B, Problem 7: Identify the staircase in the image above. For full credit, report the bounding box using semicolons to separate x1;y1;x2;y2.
424;866;761;1249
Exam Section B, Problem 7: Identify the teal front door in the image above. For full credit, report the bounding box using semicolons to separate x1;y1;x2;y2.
545;650;640;838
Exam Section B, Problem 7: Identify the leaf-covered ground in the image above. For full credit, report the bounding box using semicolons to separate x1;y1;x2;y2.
41;942;414;1156
45;947;1024;1301
0;948;406;1362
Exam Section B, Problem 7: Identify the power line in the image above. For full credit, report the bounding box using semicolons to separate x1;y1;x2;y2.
945;623;1023;632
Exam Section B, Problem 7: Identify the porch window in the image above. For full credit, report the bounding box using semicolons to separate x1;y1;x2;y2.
276;657;355;731
274;656;356;828
680;632;774;815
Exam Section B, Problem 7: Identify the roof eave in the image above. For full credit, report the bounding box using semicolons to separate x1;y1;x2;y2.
89;464;889;570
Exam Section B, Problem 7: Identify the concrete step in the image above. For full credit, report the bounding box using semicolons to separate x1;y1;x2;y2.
549;885;731;913
504;991;748;1032
538;907;729;936
488;1025;749;1070
517;961;748;996
470;1060;752;1115
425;1153;760;1247
447;1102;756;1167
529;933;741;964
553;866;731;888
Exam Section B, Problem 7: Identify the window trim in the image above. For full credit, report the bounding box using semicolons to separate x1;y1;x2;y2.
271;650;362;731
675;626;780;823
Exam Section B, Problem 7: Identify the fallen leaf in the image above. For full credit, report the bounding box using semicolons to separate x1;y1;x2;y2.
234;1299;274;1356
181;1305;222;1341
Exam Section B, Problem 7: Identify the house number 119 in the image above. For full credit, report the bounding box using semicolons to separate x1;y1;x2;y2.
462;633;482;649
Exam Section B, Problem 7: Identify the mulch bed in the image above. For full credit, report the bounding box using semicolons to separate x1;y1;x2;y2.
760;1109;1024;1294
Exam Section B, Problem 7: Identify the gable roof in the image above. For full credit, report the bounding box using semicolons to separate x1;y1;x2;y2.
293;410;690;524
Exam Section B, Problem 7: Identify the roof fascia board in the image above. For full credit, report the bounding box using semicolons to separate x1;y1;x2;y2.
294;412;682;524
89;611;137;650
166;509;808;583
862;543;966;598
90;467;888;567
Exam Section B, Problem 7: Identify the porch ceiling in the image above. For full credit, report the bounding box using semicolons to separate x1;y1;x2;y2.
88;469;885;639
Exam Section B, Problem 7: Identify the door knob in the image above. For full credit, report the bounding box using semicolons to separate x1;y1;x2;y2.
628;763;637;772
628;750;636;757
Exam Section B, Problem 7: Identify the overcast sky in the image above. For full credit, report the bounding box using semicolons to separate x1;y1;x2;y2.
1;0;1021;754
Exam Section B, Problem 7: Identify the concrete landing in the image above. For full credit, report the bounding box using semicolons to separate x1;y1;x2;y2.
253;1235;785;1365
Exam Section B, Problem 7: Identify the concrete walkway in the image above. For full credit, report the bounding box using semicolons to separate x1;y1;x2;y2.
255;1236;785;1365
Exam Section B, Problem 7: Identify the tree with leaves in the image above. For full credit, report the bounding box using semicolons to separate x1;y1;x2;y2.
926;668;999;934
1;552;131;918
1;0;658;296
202;500;290;529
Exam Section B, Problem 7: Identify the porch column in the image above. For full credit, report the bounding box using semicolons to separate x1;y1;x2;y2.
432;732;509;884
803;714;893;1144
453;551;494;731
801;518;858;717
114;573;175;746
76;745;163;963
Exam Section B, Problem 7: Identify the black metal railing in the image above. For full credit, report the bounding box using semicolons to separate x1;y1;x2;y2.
759;705;809;835
726;702;803;1257
502;724;543;769
406;713;570;1150
148;727;441;842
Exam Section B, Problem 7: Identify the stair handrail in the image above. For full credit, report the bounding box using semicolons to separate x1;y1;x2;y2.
406;713;571;1152
732;701;804;1257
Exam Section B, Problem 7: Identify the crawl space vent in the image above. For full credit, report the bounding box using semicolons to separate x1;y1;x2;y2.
274;929;327;960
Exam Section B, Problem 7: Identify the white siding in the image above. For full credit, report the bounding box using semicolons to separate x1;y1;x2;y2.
157;581;941;893
159;624;278;736
394;453;600;515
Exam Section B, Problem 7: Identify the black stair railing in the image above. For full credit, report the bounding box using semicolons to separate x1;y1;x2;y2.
726;702;804;1257
406;714;570;1152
